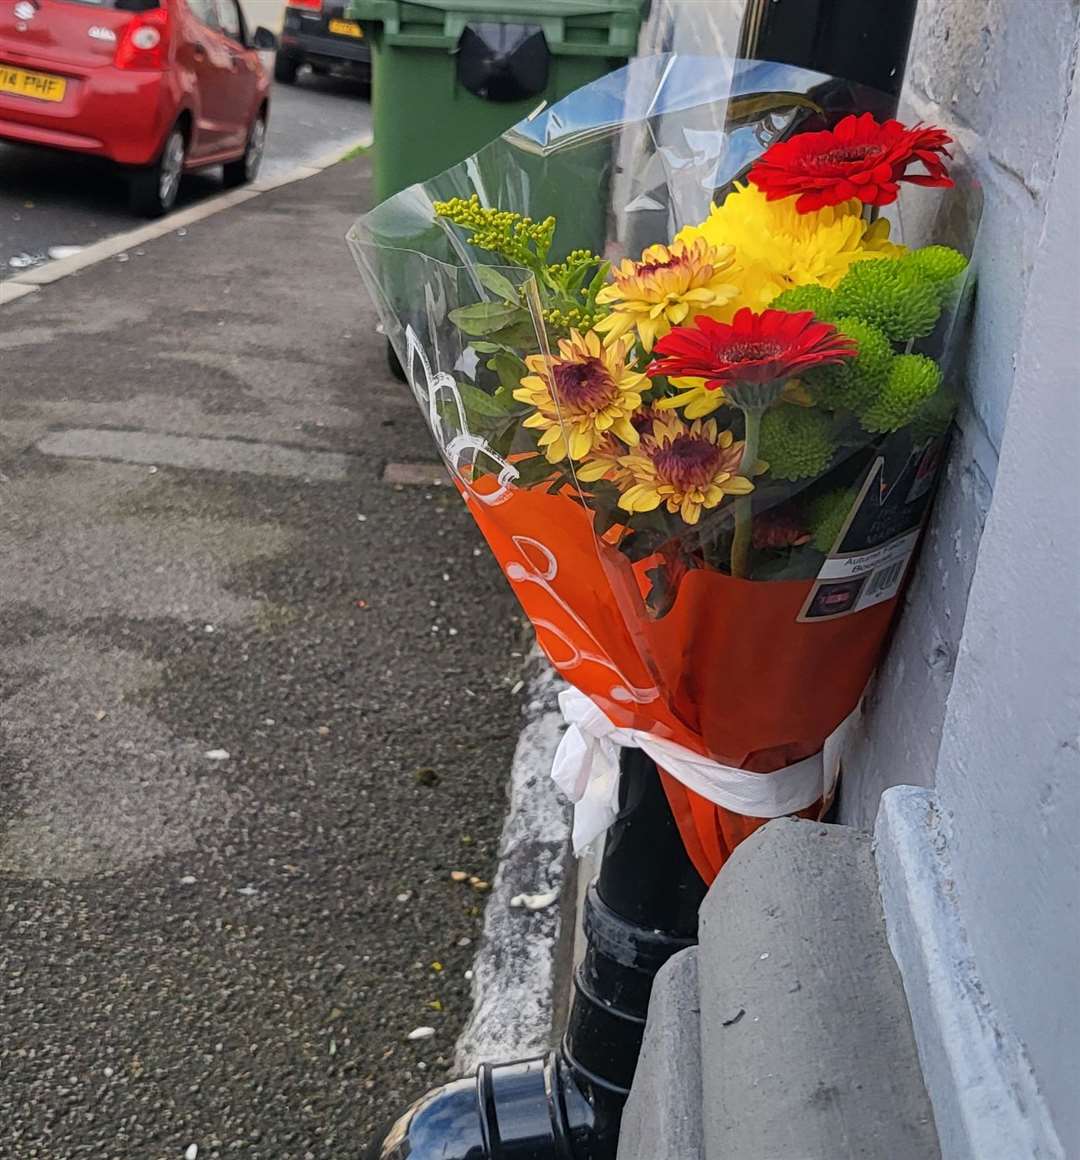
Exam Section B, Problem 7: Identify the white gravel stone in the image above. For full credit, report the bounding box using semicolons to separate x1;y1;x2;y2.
509;889;559;911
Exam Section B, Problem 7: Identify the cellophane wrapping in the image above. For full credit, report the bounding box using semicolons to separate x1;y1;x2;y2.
349;55;979;881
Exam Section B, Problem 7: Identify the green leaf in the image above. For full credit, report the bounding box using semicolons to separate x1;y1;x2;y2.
488;352;528;394
563;256;603;300
449;302;527;336
585;260;612;305
620;528;669;562
457;382;512;420
513;454;561;487
592;503;622;537
470;341;502;353
475;266;521;304
488;416;523;459
489;322;541;351
586;481;624;536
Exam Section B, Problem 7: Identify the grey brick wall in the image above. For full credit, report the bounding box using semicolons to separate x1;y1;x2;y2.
840;0;1080;825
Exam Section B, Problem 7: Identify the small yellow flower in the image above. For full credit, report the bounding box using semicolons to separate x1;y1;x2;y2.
576;434;630;483
515;329;647;464
655;376;727;420
676;183;905;317
594;238;739;353
616;415;754;526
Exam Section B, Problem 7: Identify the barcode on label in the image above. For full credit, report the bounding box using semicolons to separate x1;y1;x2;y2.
867;560;906;598
801;526;922;621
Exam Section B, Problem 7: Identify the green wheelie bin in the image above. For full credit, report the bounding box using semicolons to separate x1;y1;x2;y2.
345;0;648;206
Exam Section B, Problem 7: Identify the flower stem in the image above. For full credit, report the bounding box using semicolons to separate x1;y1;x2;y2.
730;408;762;579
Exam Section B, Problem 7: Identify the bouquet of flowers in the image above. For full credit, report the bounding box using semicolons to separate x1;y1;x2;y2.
350;57;977;883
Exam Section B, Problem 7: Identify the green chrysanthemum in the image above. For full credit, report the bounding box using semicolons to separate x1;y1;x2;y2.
909;387;958;444
760;404;837;481
900;245;968;289
834;259;941;342
858;354;944;433
768;284;837;320
809;488;856;554
806;316;894;412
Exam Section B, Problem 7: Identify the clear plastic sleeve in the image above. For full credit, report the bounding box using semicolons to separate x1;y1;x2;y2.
349;54;980;880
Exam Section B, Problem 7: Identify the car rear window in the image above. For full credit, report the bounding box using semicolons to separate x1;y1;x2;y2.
58;0;163;10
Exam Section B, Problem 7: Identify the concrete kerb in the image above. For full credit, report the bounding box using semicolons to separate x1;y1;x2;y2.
0;133;372;301
453;650;573;1073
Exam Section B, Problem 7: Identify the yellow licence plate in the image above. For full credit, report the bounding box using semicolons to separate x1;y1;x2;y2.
0;65;66;103
328;18;363;38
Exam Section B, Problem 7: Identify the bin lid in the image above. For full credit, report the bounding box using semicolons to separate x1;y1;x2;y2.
346;0;648;54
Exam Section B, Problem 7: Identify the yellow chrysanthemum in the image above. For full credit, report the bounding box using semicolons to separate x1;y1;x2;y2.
655;376;812;420
515;329;647;464
676;183;905;318
576;434;631;483
576;407;667;483
616;415;754;526
654;375;727;420
593;237;739;353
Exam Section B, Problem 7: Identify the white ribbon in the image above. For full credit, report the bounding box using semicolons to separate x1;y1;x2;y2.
551;687;860;854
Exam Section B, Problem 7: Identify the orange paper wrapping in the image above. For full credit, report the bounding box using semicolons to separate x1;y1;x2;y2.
462;480;898;884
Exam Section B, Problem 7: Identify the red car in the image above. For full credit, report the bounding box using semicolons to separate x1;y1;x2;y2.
0;0;275;216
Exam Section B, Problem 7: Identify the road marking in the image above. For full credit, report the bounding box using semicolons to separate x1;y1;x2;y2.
37;428;358;482
252;165;321;191
1;132;372;302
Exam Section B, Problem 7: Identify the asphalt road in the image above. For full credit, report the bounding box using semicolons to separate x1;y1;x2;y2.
0;156;533;1157
1;68;372;279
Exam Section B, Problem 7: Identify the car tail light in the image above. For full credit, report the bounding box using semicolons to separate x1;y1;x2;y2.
114;7;170;69
290;0;322;10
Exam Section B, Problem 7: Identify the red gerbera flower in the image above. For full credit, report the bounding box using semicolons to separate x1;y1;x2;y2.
747;112;954;213
648;308;856;393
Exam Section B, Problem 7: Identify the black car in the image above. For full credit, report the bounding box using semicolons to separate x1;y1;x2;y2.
274;0;371;86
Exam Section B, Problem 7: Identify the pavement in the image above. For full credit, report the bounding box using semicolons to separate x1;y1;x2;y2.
0;155;533;1158
2;68;371;280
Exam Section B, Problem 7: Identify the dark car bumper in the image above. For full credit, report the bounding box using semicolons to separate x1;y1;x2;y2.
280;6;372;71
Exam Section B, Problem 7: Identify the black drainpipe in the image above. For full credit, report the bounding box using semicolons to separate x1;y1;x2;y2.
737;0;917;100
365;4;919;1157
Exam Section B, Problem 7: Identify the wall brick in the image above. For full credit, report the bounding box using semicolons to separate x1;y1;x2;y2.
842;0;1080;824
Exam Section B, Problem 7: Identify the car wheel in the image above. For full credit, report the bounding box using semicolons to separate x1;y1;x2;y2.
273;51;300;84
223;111;267;188
309;63;328;76
129;124;186;218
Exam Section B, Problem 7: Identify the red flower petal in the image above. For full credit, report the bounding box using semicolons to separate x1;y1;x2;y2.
748;114;955;214
649;308;856;388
